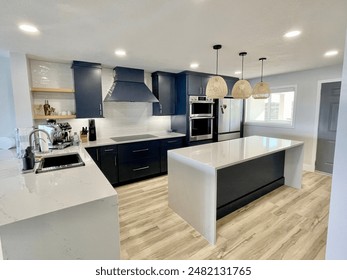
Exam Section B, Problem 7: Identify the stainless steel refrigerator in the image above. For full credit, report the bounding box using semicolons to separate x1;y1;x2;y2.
217;98;243;141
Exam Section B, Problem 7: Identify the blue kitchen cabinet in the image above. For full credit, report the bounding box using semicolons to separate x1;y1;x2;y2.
185;72;212;96
85;147;100;167
72;61;103;118
117;140;161;183
99;145;118;185
86;145;118;185
87;137;185;185
152;71;176;115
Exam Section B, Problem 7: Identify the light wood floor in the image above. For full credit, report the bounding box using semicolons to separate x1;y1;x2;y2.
116;171;331;260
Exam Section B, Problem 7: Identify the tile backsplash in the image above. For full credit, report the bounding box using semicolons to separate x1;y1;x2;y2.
68;103;171;139
30;60;74;89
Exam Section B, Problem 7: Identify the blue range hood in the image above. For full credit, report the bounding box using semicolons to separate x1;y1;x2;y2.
104;66;159;102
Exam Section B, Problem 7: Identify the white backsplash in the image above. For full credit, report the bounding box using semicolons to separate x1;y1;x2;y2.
67;103;171;139
30;60;74;88
31;60;171;138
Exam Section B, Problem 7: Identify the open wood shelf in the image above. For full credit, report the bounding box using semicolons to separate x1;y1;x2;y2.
33;115;76;120
31;87;74;93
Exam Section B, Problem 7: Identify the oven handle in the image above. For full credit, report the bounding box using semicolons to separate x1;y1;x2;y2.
189;101;215;104
189;116;215;119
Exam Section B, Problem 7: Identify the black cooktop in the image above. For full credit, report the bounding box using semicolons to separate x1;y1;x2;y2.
111;134;158;142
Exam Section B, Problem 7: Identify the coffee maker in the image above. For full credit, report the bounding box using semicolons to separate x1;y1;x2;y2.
38;121;72;149
88;119;97;141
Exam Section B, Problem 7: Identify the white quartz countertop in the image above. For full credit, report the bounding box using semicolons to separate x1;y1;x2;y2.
82;132;185;148
0;146;117;227
168;135;304;170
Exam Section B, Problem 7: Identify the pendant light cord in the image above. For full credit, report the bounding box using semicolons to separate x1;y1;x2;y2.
216;49;219;75
259;58;266;82
261;59;264;82
241;55;244;80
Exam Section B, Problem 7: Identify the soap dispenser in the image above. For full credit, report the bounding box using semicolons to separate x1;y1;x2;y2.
22;146;35;171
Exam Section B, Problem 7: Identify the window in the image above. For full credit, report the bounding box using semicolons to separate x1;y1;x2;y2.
245;85;296;127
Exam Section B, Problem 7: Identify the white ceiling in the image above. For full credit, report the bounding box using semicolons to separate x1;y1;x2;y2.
1;0;347;78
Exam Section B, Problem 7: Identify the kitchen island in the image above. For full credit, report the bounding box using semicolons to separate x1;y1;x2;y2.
0;146;120;260
168;135;304;245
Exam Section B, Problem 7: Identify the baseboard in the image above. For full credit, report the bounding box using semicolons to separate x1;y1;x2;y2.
303;164;314;172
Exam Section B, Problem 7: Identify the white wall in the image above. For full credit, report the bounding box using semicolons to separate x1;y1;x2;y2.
0;51;16;137
9;52;33;129
244;64;343;171
326;29;347;259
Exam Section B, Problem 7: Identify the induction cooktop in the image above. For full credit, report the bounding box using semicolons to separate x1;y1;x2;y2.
111;134;158;142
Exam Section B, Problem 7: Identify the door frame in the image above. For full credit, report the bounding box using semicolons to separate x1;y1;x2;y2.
312;78;342;172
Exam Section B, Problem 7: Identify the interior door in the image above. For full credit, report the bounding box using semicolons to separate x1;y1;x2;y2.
315;81;341;173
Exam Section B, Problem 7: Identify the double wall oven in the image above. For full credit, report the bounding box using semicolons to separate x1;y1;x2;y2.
189;96;214;141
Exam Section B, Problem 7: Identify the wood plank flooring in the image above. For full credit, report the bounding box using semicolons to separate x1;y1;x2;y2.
116;171;331;260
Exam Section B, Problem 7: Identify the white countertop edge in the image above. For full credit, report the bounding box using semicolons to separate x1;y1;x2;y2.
168;136;304;170
215;141;304;170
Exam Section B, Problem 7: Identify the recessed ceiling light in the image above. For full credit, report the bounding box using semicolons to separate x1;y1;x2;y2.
19;24;39;33
115;49;126;57
234;71;242;75
283;30;301;38
190;63;199;69
324;50;338;57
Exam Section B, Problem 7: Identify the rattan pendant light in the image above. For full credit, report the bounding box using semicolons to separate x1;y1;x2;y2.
252;57;271;99
231;52;252;99
206;44;228;99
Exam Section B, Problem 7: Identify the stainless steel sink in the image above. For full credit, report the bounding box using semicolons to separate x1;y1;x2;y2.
36;152;85;173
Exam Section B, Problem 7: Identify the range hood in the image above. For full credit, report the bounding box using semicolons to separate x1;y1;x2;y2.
104;66;159;102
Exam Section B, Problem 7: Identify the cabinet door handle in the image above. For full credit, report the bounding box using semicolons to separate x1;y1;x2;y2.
104;148;114;152
99;104;102;116
96;149;99;161
114;155;117;167
160;104;163;114
132;148;149;153
167;140;178;143
133;166;149;172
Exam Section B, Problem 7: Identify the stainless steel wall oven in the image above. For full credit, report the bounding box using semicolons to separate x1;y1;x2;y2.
189;96;214;141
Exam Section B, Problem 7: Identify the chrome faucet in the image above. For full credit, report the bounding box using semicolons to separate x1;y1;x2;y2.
28;129;52;153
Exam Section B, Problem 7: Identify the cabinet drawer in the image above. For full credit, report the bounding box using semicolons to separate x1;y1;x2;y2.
118;158;160;182
118;140;160;163
161;138;183;149
100;145;117;154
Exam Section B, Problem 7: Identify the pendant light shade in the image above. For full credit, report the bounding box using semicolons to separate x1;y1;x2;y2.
252;57;271;99
231;52;252;99
206;76;228;99
206;44;228;99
